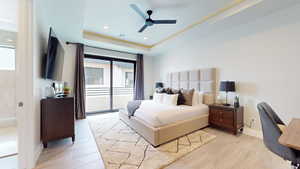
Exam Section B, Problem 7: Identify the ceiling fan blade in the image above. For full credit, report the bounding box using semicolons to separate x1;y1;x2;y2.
130;4;147;20
153;20;177;24
138;25;148;33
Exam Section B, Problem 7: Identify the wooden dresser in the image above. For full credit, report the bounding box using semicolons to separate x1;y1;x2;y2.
209;104;244;135
41;97;75;148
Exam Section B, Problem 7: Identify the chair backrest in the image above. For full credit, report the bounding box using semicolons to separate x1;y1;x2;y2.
257;102;296;161
261;103;285;125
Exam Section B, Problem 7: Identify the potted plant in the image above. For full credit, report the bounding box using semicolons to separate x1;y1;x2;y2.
63;87;71;96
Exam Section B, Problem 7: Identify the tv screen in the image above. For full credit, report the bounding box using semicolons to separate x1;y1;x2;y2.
43;28;65;80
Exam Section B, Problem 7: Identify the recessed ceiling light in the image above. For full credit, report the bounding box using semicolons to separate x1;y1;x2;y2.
103;25;109;29
143;37;148;40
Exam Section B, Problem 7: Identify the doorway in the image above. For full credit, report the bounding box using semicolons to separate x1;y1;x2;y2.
84;55;136;113
0;27;18;169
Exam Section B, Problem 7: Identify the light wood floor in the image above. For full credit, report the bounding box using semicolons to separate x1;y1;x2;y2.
35;114;290;169
35;120;105;169
0;126;18;158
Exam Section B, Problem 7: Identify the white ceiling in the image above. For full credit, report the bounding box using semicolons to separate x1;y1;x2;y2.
42;0;300;54
83;0;232;45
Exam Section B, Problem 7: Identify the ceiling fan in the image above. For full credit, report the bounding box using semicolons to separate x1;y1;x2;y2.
130;4;177;33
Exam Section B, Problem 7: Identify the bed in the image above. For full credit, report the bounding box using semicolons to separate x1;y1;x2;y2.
119;68;216;147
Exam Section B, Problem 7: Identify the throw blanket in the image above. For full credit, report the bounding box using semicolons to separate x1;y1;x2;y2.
127;100;142;118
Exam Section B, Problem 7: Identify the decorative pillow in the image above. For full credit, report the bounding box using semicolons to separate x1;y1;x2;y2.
162;94;178;106
198;92;204;104
203;93;214;105
153;92;164;103
156;88;166;93
171;89;185;105
180;89;195;106
165;88;173;94
192;91;204;106
192;91;199;106
171;88;179;94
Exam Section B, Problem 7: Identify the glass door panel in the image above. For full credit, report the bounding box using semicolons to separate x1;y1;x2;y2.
84;58;111;113
112;61;135;110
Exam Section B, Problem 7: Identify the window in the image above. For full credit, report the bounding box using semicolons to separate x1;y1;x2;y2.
85;67;104;86
125;72;134;88
0;47;15;70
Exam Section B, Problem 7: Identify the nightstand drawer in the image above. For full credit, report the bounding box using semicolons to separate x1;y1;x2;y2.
209;109;220;123
210;109;234;127
209;105;244;135
219;110;234;127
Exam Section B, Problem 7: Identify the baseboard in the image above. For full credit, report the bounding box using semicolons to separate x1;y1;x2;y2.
0;118;17;128
243;127;263;139
31;143;43;169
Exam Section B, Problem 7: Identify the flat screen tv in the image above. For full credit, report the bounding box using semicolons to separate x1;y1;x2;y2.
43;27;65;80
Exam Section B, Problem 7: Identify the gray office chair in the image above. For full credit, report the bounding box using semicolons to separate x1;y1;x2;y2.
257;102;300;169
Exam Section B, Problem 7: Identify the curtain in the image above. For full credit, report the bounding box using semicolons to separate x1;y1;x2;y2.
134;54;145;100
74;44;86;119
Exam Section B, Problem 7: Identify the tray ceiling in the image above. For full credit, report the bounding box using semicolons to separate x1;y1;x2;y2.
41;0;300;53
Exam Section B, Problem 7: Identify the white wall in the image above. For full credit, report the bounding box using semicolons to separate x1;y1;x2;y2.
144;55;154;99
61;45;76;89
152;4;300;131
31;0;53;167
30;2;154;167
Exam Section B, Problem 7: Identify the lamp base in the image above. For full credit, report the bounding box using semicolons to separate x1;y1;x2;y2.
223;103;231;106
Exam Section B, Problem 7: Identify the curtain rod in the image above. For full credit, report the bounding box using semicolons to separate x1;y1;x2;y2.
66;41;138;55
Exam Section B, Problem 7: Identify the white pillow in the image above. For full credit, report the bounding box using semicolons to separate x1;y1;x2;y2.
162;94;178;106
153;93;164;103
192;91;199;106
198;92;204;104
192;91;204;106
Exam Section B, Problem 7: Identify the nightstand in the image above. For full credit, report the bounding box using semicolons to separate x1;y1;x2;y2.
209;104;244;135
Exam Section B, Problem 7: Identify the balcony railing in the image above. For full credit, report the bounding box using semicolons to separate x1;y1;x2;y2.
85;87;134;112
86;87;134;96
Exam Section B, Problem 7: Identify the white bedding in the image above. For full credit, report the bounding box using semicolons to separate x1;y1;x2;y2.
134;100;209;128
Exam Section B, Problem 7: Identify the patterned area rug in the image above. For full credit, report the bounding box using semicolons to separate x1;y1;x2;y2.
88;113;216;169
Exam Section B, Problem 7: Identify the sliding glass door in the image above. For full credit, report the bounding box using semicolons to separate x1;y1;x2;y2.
84;55;136;113
84;58;111;112
112;61;135;110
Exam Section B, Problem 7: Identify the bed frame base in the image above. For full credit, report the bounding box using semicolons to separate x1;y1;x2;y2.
119;111;209;147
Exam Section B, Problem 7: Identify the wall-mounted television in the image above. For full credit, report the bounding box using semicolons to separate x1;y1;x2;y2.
43;27;64;81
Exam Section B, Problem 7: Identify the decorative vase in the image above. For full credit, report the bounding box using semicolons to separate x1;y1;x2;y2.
45;86;56;98
234;96;240;108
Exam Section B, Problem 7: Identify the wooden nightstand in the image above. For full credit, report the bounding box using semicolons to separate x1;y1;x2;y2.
209;104;244;135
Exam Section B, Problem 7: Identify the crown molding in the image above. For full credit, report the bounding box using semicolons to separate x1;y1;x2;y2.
83;30;153;51
83;0;249;50
152;0;246;47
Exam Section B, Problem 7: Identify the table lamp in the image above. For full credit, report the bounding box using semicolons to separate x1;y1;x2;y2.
155;82;164;89
220;81;236;106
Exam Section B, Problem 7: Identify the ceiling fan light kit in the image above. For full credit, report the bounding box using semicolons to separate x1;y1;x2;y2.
130;4;177;33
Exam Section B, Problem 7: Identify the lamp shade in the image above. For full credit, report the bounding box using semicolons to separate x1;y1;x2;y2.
220;81;236;92
155;82;164;88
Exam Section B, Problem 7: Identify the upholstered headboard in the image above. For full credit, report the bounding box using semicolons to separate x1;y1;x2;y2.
165;68;216;105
